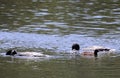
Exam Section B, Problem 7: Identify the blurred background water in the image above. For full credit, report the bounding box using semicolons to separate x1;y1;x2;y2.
0;0;120;78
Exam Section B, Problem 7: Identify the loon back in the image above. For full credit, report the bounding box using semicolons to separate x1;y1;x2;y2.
94;48;110;57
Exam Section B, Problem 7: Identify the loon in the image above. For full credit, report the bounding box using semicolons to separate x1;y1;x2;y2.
72;43;115;57
5;49;49;57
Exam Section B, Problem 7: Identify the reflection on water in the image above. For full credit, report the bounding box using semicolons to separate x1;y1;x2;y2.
1;55;120;78
0;0;120;78
0;32;119;52
0;0;120;36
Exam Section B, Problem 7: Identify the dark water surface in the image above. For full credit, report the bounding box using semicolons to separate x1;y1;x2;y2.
0;0;120;78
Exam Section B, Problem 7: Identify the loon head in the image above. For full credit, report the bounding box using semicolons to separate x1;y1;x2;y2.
6;49;17;56
72;43;80;51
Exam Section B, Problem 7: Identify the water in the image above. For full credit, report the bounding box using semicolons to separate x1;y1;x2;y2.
0;0;120;78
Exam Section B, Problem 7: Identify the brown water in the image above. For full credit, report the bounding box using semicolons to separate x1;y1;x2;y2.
0;0;120;78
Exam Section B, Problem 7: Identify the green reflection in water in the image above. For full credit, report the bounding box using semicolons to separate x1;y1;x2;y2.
0;56;120;78
0;0;120;35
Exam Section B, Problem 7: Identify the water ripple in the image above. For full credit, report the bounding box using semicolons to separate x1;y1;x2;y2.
0;32;120;52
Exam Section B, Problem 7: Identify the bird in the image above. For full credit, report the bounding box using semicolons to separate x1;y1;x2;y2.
72;43;115;57
5;49;49;57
